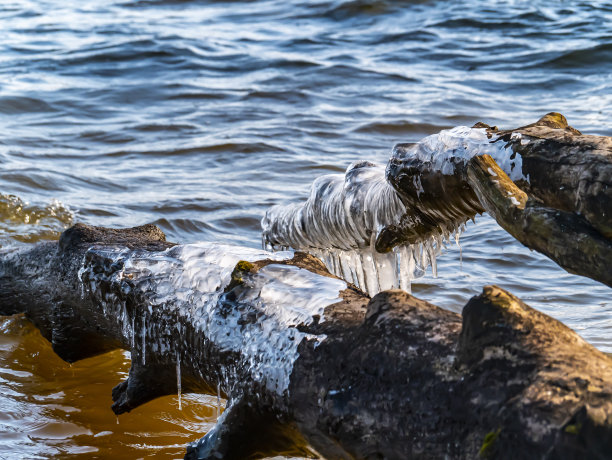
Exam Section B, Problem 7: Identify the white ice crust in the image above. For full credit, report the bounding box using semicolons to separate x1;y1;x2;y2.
392;127;526;181
79;242;346;396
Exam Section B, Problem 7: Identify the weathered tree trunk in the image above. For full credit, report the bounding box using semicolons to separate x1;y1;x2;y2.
1;223;611;459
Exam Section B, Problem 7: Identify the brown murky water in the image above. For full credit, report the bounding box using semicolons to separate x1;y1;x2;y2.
0;314;220;459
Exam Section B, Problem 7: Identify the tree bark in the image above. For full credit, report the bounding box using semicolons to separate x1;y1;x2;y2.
466;154;612;287
1;223;611;459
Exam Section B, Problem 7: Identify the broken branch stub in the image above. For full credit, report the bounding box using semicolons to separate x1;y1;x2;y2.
467;155;612;288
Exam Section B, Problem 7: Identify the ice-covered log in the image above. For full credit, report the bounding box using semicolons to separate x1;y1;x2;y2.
1;223;612;459
263;113;611;290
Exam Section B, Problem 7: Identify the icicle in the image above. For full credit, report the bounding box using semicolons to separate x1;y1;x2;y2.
216;382;221;420
360;250;379;295
399;245;412;293
142;313;146;365
374;250;396;291
116;416;119;425
426;239;438;278
131;315;135;349
455;231;463;270
176;351;182;411
352;250;366;290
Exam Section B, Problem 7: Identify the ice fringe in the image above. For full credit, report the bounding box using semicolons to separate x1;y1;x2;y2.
262;127;524;295
78;243;346;396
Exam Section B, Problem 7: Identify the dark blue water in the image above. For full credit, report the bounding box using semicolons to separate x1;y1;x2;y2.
0;0;610;457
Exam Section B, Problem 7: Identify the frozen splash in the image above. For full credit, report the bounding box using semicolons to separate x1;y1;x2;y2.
262;127;523;295
262;161;406;251
79;242;345;397
262;161;419;295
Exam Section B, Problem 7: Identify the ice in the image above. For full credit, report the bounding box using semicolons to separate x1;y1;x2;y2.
131;316;135;349
176;351;182;411
78;242;345;397
262;161;405;252
261;127;521;295
391;127;526;182
262;161;420;295
304;226;459;296
216;382;221;420
142;313;146;365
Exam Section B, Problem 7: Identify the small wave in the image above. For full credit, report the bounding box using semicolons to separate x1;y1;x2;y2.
119;0;197;7
106;141;286;158
353;120;447;135
537;43;612;69
318;0;396;21
131;122;198;132
0;97;56;115
430;17;537;31
0;194;74;245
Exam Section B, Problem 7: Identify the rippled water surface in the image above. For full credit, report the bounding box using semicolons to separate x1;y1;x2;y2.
0;0;611;457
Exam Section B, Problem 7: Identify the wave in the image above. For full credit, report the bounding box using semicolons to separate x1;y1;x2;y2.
0;194;74;245
0;97;56;115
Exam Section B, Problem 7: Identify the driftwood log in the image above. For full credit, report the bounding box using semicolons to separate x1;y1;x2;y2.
1;223;611;459
383;113;611;287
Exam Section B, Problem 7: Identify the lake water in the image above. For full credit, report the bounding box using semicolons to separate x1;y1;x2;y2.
0;0;610;458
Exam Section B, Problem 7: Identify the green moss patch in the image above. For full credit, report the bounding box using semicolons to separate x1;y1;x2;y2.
479;428;501;458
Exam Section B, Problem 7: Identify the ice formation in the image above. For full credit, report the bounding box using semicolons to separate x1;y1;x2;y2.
390;127;526;181
79;242;346;397
262;127;524;295
216;382;221;419
176;351;182;410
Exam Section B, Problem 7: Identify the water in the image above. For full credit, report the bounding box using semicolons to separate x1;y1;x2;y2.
0;0;610;457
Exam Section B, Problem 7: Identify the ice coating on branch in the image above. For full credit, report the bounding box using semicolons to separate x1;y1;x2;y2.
79;242;345;396
261;161;424;295
262;161;405;251
261;126;524;295
390;126;525;181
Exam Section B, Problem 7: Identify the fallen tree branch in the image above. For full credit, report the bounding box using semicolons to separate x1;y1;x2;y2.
467;154;612;287
262;113;611;290
376;113;611;285
1;223;611;459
